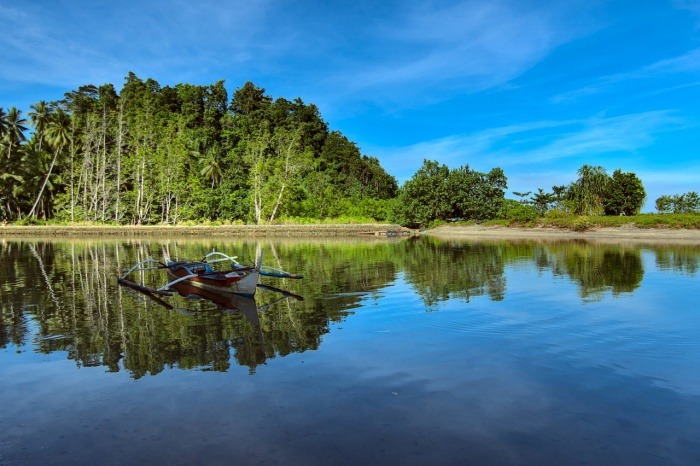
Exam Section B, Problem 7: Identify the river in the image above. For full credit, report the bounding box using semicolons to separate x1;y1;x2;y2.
1;237;699;465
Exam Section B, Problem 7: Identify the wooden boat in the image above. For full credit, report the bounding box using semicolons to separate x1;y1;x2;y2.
165;251;263;297
118;272;303;323
118;248;302;298
171;281;259;317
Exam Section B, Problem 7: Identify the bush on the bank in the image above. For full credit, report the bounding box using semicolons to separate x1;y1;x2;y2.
498;199;540;225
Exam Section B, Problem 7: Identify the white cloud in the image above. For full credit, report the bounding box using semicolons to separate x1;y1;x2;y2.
372;111;682;183
326;1;590;103
0;1;274;88
552;47;700;103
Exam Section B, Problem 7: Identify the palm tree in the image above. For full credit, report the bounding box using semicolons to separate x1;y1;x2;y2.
4;107;28;160
28;109;71;218
568;165;609;215
0;107;8;142
29;101;52;152
200;155;222;188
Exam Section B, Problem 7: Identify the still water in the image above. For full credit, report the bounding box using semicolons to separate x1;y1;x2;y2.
1;236;699;465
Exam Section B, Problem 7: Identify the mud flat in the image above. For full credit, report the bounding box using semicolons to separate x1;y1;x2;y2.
424;224;700;244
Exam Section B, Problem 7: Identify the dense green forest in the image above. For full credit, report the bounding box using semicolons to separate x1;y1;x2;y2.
2;74;697;228
1;74;398;224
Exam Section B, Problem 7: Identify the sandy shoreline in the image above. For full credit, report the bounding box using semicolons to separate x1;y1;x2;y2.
424;224;700;244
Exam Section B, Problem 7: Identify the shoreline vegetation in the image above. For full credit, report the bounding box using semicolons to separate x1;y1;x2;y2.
2;216;700;243
3;76;697;233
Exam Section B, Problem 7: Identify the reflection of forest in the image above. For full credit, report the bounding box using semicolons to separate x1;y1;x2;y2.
1;238;698;376
0;240;399;378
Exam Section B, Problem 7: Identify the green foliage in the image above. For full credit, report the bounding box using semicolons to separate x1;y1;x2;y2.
449;166;507;221
498;199;540;225
536;212;700;230
655;192;700;213
391;160;451;228
603;169;646;216
570;216;592;231
1;76;398;224
567;165;610;215
530;188;557;214
392;160;507;228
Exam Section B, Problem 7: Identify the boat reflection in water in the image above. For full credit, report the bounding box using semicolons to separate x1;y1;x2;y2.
172;281;302;317
119;277;302;319
117;278;304;373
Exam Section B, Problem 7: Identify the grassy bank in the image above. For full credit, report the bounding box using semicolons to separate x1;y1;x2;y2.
482;213;700;231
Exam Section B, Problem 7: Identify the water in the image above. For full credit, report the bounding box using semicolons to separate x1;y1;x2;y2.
1;237;699;465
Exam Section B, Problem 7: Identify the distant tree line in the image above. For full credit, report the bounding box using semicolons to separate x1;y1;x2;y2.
1;75;696;227
518;165;648;218
655;192;700;214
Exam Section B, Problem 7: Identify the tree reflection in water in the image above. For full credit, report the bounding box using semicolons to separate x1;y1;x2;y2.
1;238;698;377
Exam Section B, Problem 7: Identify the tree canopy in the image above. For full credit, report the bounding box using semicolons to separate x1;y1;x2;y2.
0;75;685;226
0;76;397;224
391;160;508;228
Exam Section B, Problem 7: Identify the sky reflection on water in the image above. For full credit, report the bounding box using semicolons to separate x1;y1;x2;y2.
1;237;699;465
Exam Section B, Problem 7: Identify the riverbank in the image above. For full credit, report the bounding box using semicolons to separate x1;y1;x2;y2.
424;224;700;243
3;223;700;243
0;223;415;237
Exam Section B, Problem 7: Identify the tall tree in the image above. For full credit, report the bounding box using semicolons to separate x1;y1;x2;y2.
603;169;646;216
4;107;28;160
29;101;52;152
0;107;7;142
231;81;272;116
28;110;71;218
392;160;451;228
568;165;609;215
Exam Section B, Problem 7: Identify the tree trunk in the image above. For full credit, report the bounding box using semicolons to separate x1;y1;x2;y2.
28;150;59;218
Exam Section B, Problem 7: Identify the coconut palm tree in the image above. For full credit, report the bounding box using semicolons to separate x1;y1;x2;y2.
29;101;52;152
4;107;28;160
200;155;222;188
0;107;8;141
28;109;71;218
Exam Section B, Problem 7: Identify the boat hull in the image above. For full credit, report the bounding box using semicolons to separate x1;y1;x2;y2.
167;266;259;297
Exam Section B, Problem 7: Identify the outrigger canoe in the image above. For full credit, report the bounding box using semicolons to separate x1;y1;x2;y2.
118;249;302;298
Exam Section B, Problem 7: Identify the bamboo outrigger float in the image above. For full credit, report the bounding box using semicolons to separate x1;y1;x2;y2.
118;248;303;298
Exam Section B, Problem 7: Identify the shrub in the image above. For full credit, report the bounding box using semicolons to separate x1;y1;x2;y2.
498;199;540;225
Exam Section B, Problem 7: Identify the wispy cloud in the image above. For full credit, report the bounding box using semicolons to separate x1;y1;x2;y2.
552;47;700;103
0;0;592;110
321;1;591;104
0;1;274;88
373;111;683;182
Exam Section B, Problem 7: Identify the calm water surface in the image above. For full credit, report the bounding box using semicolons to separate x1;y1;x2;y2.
1;237;699;465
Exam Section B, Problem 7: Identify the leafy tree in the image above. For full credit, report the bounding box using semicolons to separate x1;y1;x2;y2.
530;188;556;214
603;169;646;215
656;192;700;213
392;161;507;227
512;191;532;204
449;166;507;221
29;109;72;218
392;160;451;228
1;75;399;223
567;165;609;215
231;81;272;116
499;199;539;223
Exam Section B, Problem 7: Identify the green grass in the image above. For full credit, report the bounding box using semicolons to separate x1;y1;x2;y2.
535;213;700;230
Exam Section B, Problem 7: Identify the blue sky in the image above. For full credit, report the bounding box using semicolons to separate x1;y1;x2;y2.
1;0;699;210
